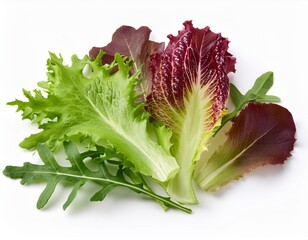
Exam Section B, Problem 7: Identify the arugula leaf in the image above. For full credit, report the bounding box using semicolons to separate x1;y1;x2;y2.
216;71;280;133
146;21;236;203
8;52;179;182
195;103;296;191
3;141;191;213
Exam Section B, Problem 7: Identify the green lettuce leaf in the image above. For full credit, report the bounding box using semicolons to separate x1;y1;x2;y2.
195;103;296;191
8;52;179;182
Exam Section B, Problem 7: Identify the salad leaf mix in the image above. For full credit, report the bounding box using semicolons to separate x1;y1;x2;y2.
3;21;296;213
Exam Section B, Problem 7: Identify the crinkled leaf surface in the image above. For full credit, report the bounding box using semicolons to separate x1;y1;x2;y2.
3;141;191;213
89;25;164;99
8;53;178;182
195;103;296;191
146;21;236;203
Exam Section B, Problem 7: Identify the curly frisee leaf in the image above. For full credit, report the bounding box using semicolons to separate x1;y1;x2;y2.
3;141;191;213
8;52;179;182
146;21;236;203
195;103;296;191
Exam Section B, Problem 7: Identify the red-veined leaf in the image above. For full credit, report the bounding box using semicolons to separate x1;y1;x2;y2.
146;21;235;203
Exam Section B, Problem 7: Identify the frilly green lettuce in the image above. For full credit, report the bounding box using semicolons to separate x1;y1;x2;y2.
9;52;179;182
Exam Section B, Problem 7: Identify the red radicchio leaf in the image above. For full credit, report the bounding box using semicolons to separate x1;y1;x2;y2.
195;102;296;192
147;21;235;128
89;25;164;97
146;21;236;203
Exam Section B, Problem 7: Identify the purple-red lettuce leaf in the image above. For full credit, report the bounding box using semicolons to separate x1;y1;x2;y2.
89;25;164;99
146;21;236;203
195;102;296;191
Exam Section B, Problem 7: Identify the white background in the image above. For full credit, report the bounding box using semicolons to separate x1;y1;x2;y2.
1;0;307;239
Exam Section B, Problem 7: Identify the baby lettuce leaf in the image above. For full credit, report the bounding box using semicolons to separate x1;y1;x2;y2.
195;102;296;191
89;25;164;99
8;52;179;182
3;141;191;213
216;71;281;133
146;21;236;203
